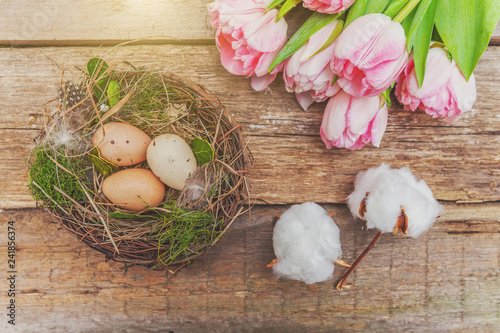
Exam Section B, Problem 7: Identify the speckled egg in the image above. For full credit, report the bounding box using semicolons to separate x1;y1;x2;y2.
102;169;165;211
92;122;151;166
147;134;197;190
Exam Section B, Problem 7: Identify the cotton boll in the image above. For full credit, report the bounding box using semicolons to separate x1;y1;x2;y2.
401;179;441;237
347;164;441;238
347;163;392;219
272;202;342;284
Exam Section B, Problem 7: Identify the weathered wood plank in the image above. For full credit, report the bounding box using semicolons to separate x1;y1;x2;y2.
0;0;311;46
0;0;214;44
0;1;498;45
1;46;499;208
0;204;498;331
495;20;500;43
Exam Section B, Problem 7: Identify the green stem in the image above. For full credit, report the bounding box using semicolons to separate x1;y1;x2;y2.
268;0;286;10
393;0;421;23
269;11;341;72
381;86;392;108
276;0;302;21
310;15;345;59
383;0;411;19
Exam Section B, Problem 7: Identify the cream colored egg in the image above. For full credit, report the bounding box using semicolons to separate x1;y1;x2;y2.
92;122;151;166
102;169;165;211
147;134;197;190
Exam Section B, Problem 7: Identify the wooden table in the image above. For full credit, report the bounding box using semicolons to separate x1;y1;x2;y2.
1;1;499;331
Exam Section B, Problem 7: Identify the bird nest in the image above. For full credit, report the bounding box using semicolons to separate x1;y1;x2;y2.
27;58;250;272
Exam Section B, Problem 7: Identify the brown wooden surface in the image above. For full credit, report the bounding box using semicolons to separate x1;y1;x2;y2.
1;204;500;332
1;46;500;207
0;2;499;332
0;1;498;45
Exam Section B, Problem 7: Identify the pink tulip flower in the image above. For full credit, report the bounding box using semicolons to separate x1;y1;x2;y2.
395;46;477;123
208;0;288;91
283;20;341;111
320;90;388;150
303;0;356;14
331;13;408;97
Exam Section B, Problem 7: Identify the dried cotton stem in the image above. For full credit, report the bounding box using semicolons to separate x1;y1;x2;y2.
336;231;382;290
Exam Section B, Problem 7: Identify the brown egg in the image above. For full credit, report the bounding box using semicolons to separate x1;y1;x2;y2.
92;122;151;166
102;169;165;211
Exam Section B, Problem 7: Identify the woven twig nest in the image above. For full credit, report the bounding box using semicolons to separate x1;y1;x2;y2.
28;59;250;271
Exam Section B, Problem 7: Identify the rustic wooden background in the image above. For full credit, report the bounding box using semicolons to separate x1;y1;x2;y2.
0;1;499;332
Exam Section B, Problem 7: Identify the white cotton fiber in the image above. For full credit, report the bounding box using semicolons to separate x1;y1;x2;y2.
272;202;342;284
347;163;441;238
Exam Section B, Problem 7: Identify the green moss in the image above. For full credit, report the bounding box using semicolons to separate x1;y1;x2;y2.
116;71;195;137
28;147;89;211
154;202;224;266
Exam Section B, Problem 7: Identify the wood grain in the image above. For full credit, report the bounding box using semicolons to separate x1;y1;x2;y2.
495;20;500;44
0;0;214;44
1;46;499;208
1;2;499;331
0;1;498;46
0;204;498;331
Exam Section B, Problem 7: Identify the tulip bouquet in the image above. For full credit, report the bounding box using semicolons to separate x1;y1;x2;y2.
208;0;500;149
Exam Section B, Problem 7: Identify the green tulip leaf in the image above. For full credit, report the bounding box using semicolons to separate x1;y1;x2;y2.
405;0;434;50
435;0;500;80
107;80;121;107
269;12;340;72
410;0;438;87
344;0;392;26
268;0;286;10
431;27;443;44
88;146;118;176
276;0;301;21
311;19;345;57
383;0;410;19
401;6;417;36
191;137;214;166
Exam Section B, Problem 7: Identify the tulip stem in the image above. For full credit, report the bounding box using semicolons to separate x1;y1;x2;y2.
336;231;382;290
276;0;301;21
393;0;422;23
383;0;410;19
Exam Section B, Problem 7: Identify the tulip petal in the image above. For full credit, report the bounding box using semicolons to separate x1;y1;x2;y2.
244;10;287;52
322;91;351;141
300;20;339;61
331;14;408;97
358;21;407;69
251;72;277;91
296;92;314;111
449;66;476;112
369;104;388;147
333;14;389;63
410;48;453;99
397;45;477;122
216;30;246;76
347;95;381;135
363;53;408;93
337;68;367;97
